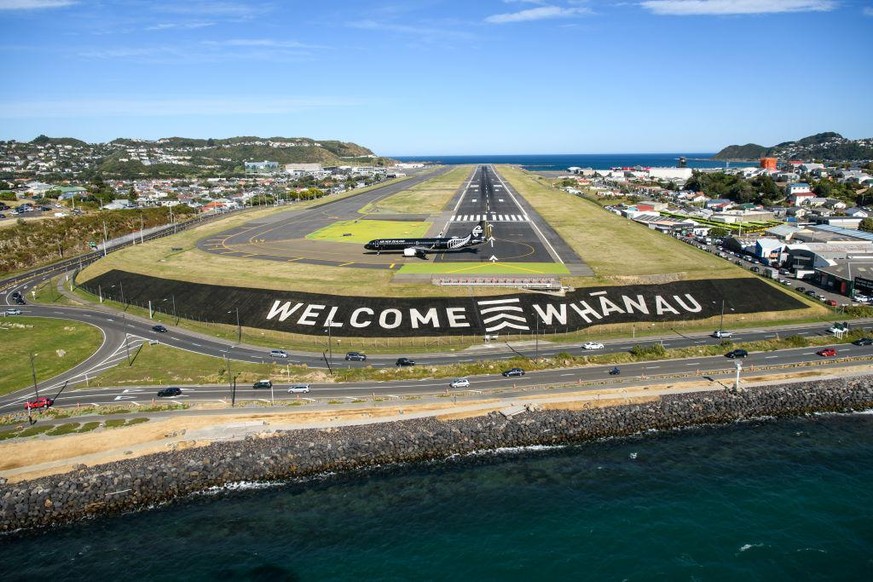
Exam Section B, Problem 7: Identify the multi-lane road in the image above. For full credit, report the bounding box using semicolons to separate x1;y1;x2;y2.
3;294;871;413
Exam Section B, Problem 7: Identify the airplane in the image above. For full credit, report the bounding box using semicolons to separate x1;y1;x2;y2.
364;221;492;258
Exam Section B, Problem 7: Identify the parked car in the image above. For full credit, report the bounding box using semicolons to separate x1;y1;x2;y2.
24;397;54;410
270;349;289;358
502;367;525;377
5;308;22;316
157;387;182;397
287;384;311;394
151;324;168;333
725;349;748;359
395;357;415;366
817;348;837;357
252;379;273;389
711;330;732;338
581;342;604;350
796;286;806;293
805;290;817;297
852;337;873;346
825;299;838;307
345;351;367;361
449;378;470;389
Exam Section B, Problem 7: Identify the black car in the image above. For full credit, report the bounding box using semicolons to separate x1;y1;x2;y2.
15;297;25;305
395;357;415;367
725;349;748;359
11;291;21;299
252;379;273;389
345;351;367;361
152;324;168;333
852;337;873;346
502;367;525;377
157;387;182;397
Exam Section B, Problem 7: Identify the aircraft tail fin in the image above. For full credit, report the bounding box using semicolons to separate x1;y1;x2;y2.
471;220;491;243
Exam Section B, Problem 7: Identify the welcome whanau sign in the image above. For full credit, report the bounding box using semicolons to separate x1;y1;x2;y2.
87;271;805;338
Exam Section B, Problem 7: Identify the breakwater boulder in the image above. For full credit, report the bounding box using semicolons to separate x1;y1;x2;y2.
2;377;872;533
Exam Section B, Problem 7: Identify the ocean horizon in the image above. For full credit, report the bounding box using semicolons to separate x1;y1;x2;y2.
391;153;734;172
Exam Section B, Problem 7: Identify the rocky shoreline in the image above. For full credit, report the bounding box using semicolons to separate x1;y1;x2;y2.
2;376;872;534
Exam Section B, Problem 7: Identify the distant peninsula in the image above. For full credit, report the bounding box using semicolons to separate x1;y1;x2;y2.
713;132;873;162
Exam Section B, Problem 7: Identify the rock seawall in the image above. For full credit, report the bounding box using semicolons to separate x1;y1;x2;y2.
3;377;872;533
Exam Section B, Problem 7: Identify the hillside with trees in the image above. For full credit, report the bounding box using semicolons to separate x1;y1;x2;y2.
0;206;197;274
713;132;873;162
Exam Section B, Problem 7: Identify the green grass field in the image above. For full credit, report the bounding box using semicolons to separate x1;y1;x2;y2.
398;262;570;275
88;342;292;388
0;317;103;395
306;220;431;244
359;166;470;215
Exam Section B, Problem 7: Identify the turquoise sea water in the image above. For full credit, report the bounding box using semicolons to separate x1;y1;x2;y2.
392;153;730;172
2;413;873;580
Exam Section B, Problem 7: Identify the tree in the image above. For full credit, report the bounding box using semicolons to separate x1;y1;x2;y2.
127;185;138;203
859;217;873;233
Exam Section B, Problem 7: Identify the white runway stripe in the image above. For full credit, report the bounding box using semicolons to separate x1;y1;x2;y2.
451;214;527;222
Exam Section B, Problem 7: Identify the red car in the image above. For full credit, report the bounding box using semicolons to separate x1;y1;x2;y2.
24;397;54;410
816;348;837;357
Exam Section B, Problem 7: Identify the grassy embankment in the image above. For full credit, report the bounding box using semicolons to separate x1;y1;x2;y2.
0;317;103;395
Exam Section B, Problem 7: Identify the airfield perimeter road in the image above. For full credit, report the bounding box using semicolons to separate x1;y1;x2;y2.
197;164;592;274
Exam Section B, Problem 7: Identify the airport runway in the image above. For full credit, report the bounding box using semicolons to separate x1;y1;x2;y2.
197;165;592;274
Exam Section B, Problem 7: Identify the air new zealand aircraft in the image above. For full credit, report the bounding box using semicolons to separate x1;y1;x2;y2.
364;221;492;258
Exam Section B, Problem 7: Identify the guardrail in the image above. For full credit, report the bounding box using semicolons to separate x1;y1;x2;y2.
434;276;561;290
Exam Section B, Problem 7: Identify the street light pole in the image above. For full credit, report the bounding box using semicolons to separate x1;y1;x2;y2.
30;353;38;397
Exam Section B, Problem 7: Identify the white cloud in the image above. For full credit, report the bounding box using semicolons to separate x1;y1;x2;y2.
0;96;364;119
486;4;592;23
0;0;76;9
863;6;873;16
640;0;837;15
347;19;475;42
147;22;215;31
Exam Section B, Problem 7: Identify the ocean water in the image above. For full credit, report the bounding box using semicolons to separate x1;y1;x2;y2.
2;413;873;581
392;153;733;172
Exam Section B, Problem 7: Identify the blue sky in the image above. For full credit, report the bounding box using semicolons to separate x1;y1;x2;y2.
1;0;871;155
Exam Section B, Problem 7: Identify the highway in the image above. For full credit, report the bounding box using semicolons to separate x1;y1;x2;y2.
3;291;871;413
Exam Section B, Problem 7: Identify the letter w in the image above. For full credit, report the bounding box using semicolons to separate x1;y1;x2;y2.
532;303;567;326
265;300;304;322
